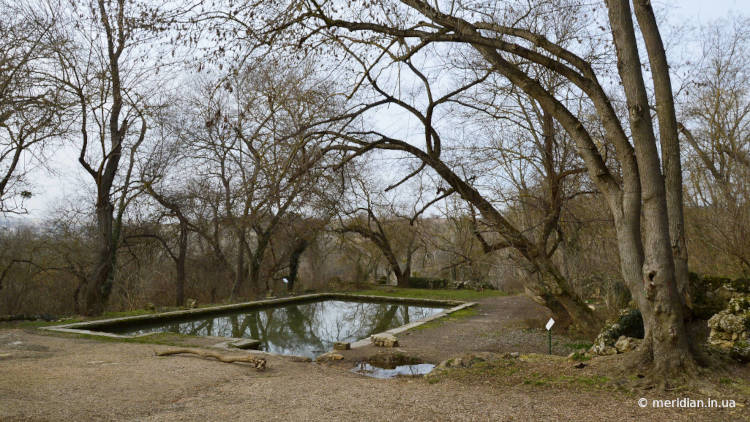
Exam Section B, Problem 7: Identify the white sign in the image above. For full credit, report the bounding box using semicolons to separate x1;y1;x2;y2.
282;278;289;284
545;318;555;331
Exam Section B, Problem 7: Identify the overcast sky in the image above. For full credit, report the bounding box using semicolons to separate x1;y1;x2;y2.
9;0;750;223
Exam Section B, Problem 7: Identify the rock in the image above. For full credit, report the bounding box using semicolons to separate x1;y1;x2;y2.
614;336;641;353
730;341;750;363
436;353;490;370
186;298;198;309
720;314;745;333
229;339;261;350
315;352;344;362
706;294;750;363
729;296;750;314
601;346;618;355
436;357;461;369
709;339;734;349
371;333;399;347
333;342;350;351
707;312;722;330
617;309;644;338
589;309;645;356
709;328;732;341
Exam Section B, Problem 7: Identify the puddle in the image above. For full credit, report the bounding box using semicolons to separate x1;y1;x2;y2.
351;362;435;379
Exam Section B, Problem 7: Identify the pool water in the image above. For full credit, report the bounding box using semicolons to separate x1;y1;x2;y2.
104;300;446;358
351;362;436;379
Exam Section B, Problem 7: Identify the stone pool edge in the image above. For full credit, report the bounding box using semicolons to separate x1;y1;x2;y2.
349;301;476;349
38;293;475;342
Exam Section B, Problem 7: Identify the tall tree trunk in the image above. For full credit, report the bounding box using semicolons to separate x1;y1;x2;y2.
175;220;188;307
77;0;129;316
424;155;598;334
395;267;411;288
632;0;691;315
252;230;273;295
606;0;692;378
249;255;263;295
82;201;116;316
287;238;309;292
230;231;246;299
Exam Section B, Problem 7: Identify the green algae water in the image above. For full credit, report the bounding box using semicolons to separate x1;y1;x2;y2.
105;300;446;358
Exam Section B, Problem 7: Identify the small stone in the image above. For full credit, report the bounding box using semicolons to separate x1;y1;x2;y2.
509;352;520;358
598;345;618;356
230;339;261;350
371;333;399;347
316;352;344;362
333;342;350;350
614;336;641;353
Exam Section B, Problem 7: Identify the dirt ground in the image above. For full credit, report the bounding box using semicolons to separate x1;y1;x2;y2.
1;295;748;421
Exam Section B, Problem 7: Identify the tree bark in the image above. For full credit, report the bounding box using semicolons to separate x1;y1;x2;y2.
606;0;692;377
175;220;188;307
156;347;266;370
82;201;116;316
230;230;247;299
287;238;308;291
632;0;691;315
423;154;599;335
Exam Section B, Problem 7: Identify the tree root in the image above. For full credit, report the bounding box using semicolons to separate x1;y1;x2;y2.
618;346;710;391
155;347;266;370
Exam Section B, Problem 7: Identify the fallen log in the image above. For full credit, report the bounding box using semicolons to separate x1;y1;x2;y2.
155;347;266;370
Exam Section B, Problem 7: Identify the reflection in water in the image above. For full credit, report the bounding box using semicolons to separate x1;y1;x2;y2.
351;362;436;379
108;300;445;358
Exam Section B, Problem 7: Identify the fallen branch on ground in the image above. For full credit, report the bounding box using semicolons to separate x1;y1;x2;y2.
155;347;266;370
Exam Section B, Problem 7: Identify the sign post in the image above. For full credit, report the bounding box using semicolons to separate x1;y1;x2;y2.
545;318;555;355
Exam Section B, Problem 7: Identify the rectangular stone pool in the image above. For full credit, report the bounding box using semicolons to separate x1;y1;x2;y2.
108;299;446;358
43;294;471;358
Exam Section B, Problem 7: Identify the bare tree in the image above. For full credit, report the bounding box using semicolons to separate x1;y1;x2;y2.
335;171;442;288
45;0;171;315
678;17;750;275
180;63;343;298
0;1;66;214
